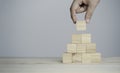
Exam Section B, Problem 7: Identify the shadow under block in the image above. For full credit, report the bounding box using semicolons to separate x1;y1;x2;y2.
67;44;76;53
72;34;91;44
73;53;82;63
76;20;86;31
62;53;72;63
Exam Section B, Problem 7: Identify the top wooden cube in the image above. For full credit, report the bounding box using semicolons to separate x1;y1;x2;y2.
76;20;86;31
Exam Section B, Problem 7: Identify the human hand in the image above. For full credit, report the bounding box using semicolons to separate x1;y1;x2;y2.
70;0;100;24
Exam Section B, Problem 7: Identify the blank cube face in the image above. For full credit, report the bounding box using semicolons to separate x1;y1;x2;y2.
87;49;96;53
81;34;91;37
72;34;81;41
67;44;76;53
73;53;82;63
77;50;86;53
77;44;86;49
76;44;86;53
81;53;102;64
62;53;72;63
87;43;96;49
86;43;96;53
81;37;91;43
76;21;86;31
90;53;101;63
81;34;91;44
76;20;86;25
92;57;101;63
82;53;91;64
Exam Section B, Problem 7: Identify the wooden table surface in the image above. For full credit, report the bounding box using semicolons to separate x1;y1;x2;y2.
0;57;120;73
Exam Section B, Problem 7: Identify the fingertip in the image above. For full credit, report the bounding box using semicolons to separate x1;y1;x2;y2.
70;10;77;24
74;21;76;24
86;19;90;24
71;15;77;24
85;10;91;24
71;17;76;24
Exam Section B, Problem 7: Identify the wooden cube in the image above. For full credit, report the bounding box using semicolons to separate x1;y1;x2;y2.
81;37;91;43
82;53;101;64
67;44;76;53
87;49;96;53
76;44;86;53
62;53;72;63
90;53;101;63
86;43;96;53
76;20;86;31
73;53;82;63
72;34;81;41
82;53;91;64
81;34;91;43
87;43;96;49
81;34;91;37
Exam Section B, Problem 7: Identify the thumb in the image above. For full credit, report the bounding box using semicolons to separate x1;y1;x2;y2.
85;4;97;23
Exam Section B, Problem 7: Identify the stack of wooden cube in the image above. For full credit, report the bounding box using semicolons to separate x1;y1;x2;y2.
62;21;102;64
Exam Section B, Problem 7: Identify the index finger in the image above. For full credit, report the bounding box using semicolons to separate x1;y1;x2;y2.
70;8;77;24
70;0;82;24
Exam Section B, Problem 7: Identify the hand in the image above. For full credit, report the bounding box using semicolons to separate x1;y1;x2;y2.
70;0;100;24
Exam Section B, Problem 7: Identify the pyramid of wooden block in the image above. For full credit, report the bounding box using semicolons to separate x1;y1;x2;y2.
62;20;102;64
62;33;102;64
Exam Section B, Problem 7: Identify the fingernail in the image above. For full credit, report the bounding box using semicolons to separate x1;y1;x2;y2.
86;19;90;24
74;21;76;24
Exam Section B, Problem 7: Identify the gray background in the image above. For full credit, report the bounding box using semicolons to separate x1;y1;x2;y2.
0;0;120;58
